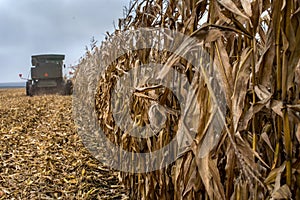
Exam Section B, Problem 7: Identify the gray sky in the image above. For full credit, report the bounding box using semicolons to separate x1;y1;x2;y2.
0;0;130;82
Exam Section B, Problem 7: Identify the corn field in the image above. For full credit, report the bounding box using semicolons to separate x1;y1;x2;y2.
75;0;300;199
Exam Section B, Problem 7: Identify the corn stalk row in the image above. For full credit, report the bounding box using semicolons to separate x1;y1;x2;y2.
76;0;300;199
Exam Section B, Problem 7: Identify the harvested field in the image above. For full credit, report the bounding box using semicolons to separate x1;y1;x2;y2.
0;88;127;200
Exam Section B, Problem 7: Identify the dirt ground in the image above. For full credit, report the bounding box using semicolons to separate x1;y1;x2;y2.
0;88;127;200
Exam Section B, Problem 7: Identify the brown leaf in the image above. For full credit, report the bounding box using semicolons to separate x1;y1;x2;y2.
264;163;285;184
254;84;272;101
214;39;234;107
270;100;284;118
232;47;252;132
241;0;252;17
261;131;274;152
272;184;292;199
217;0;251;22
205;29;223;43
255;37;275;89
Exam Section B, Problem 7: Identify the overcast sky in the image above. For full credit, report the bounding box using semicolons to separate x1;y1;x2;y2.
0;0;130;82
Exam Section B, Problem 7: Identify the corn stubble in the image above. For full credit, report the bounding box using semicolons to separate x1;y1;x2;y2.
76;0;300;199
0;89;127;199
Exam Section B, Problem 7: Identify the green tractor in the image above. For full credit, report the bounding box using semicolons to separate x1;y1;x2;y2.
21;54;72;96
